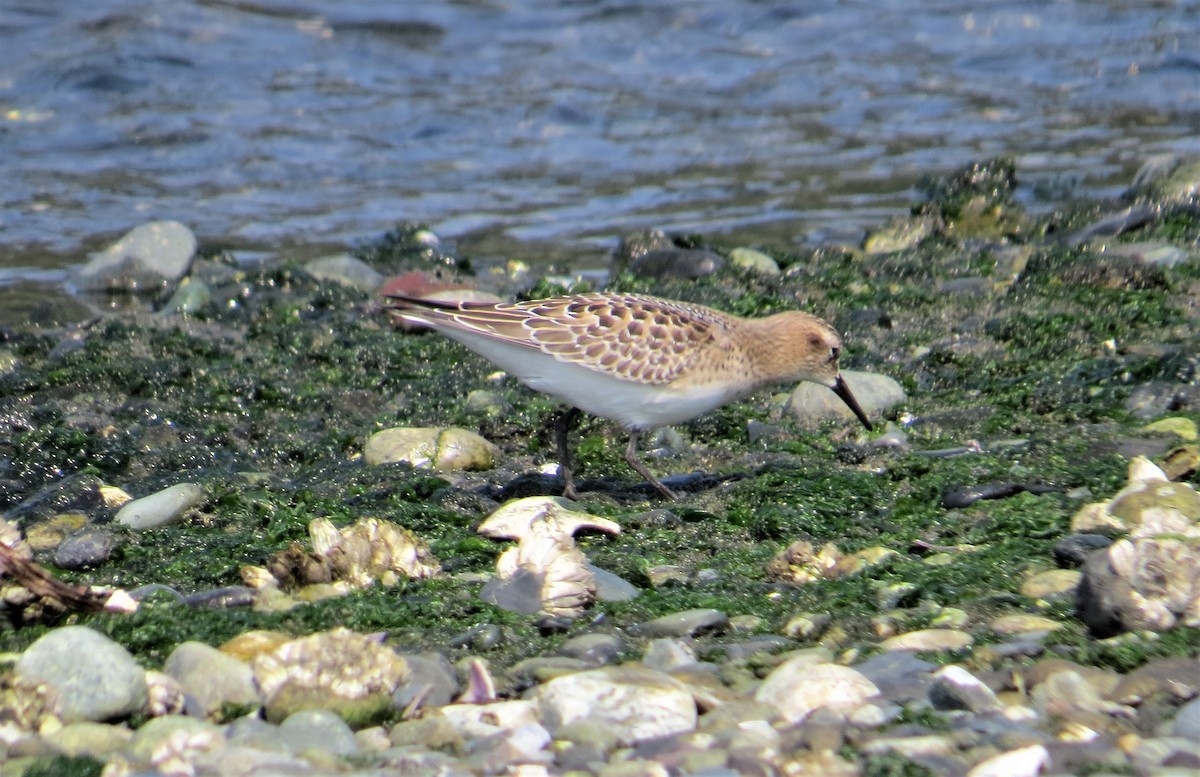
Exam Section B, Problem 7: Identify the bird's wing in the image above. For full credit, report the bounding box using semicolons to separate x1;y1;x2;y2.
387;293;731;385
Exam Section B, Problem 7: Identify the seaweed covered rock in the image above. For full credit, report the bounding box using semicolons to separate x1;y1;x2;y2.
1075;457;1200;636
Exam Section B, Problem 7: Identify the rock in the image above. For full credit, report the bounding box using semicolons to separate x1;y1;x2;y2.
251;628;410;725
163;641;261;719
641;639;698;672
53;528;118;569
728;247;781;275
536;666;697;744
304;254;384;294
990;614;1064;635
609;229;676;274
862;215;938;254
966;744;1050;777
1172;697;1200;740
929;666;1002;713
756;659;879;724
556;633;624;666
635;608;729;638
1032;670;1129;717
1053;534;1113;567
590;563;640;603
364;427;498;471
115;482;206;530
1110;657;1200;704
1140;417;1198;440
161;277;212;315
126;715;223;765
464;389;512;416
628;248;724;280
1129;154;1200;204
1076;507;1200;636
786;370;905;424
880;628;973;653
278;709;359;757
16;626;148;723
393;652;459;711
76;220;197;293
42;721;133;758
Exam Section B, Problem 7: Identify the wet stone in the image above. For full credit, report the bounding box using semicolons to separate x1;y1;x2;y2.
628;247;724;280
880;628;973;653
536;665;696;745
116;482;206;530
786;370;906;424
754;659;879;724
636;608;730;638
1053;533;1113;567
556;632;624;666
16;626;148;723
642;639;697;672
76;220;197;293
304;253;384;294
163;641;261;719
928;666;1002;714
278;709;359;758
393;652;459;710
853;651;936;703
52;528;117;569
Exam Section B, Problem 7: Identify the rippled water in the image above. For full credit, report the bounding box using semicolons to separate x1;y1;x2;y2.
1;0;1198;284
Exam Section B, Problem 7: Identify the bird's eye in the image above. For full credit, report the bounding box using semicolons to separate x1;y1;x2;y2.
829;345;840;362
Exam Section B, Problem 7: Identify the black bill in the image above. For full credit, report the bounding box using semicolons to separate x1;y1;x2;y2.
832;374;873;431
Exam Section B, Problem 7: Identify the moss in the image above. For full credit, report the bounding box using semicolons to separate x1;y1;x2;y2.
19;756;105;777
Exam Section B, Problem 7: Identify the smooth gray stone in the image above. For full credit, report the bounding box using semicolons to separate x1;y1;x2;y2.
16;627;147;723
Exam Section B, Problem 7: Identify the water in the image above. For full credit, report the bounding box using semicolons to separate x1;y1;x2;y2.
1;0;1198;288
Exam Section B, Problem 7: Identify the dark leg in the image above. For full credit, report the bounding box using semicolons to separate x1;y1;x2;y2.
555;408;582;500
624;430;680;500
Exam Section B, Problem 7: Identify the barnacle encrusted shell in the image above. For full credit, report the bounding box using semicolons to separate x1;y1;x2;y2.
477;497;620;617
1075;456;1200;635
241;517;440;610
251;627;410;724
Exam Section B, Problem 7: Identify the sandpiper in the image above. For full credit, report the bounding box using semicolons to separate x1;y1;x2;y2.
386;292;872;499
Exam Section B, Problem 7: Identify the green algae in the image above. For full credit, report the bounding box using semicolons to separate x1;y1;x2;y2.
1;161;1197;683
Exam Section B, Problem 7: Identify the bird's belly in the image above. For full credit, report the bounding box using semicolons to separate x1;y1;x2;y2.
442;332;743;429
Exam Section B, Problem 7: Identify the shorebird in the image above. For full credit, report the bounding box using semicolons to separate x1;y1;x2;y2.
386;292;872;499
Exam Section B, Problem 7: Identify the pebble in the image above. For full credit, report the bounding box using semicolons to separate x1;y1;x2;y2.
278;709;359;757
1172;697;1200;740
364;427;498;471
53;528;117;569
163;641;261;718
557;633;624;666
76;220;197;293
879;628;974;653
786;369;906;424
42;722;133;758
15;626;148;723
642;638;698;672
990;614;1064;635
929;666;1003;714
537;666;697;744
727;247;781;275
161;277;212;315
1020;569;1082;600
115;482;206;530
628;247;725;280
1052;533;1113;567
754;659;879;724
635;608;730;638
304;253;385;293
966;744;1050;777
